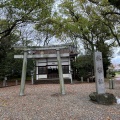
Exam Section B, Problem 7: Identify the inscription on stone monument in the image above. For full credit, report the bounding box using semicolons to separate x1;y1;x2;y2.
97;67;102;73
94;51;105;94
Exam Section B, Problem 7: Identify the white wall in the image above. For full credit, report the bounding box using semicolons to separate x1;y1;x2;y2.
36;58;70;66
36;75;47;80
36;59;47;66
35;57;72;80
63;74;71;79
36;74;71;80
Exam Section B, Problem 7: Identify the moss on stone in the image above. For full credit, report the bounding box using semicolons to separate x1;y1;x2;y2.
89;92;116;105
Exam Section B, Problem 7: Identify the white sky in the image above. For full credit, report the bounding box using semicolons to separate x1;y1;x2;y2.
111;47;120;65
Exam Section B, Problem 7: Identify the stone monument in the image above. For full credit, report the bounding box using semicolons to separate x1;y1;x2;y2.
89;51;116;105
94;51;105;94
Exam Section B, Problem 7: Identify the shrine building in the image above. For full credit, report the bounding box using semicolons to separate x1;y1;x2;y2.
34;44;78;81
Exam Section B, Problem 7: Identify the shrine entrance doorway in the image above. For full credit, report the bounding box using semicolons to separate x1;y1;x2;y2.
47;66;59;78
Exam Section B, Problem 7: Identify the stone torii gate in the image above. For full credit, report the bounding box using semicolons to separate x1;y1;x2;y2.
14;46;66;96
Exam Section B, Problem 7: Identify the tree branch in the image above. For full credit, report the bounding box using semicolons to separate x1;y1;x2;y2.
102;12;120;16
103;21;120;46
87;0;99;4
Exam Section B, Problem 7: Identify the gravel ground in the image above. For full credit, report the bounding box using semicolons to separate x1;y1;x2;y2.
0;80;120;120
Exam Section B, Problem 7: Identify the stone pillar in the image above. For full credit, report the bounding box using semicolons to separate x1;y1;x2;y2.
3;80;6;87
31;71;34;85
16;80;18;85
81;77;83;83
20;51;27;96
94;51;105;94
109;79;115;89
3;76;7;87
56;49;65;95
69;58;73;84
70;70;73;84
69;69;73;84
87;78;89;83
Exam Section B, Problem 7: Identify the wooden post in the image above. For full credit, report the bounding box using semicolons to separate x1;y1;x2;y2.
56;49;65;95
20;51;27;96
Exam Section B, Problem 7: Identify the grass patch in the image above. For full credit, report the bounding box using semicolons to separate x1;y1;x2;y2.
115;71;120;75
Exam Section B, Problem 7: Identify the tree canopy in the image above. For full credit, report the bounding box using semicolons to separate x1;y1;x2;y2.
0;0;119;78
0;0;55;78
47;0;119;77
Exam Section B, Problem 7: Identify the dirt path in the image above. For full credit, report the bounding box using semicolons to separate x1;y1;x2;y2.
0;82;120;120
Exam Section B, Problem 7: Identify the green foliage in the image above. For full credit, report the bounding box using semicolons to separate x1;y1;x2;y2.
49;0;118;78
0;0;119;79
0;49;34;79
0;0;54;41
0;0;54;77
115;71;120;75
73;41;112;78
109;71;116;77
72;55;94;78
52;0;120;47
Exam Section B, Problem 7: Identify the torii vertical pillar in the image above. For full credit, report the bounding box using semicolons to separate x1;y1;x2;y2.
20;50;28;96
56;49;65;95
